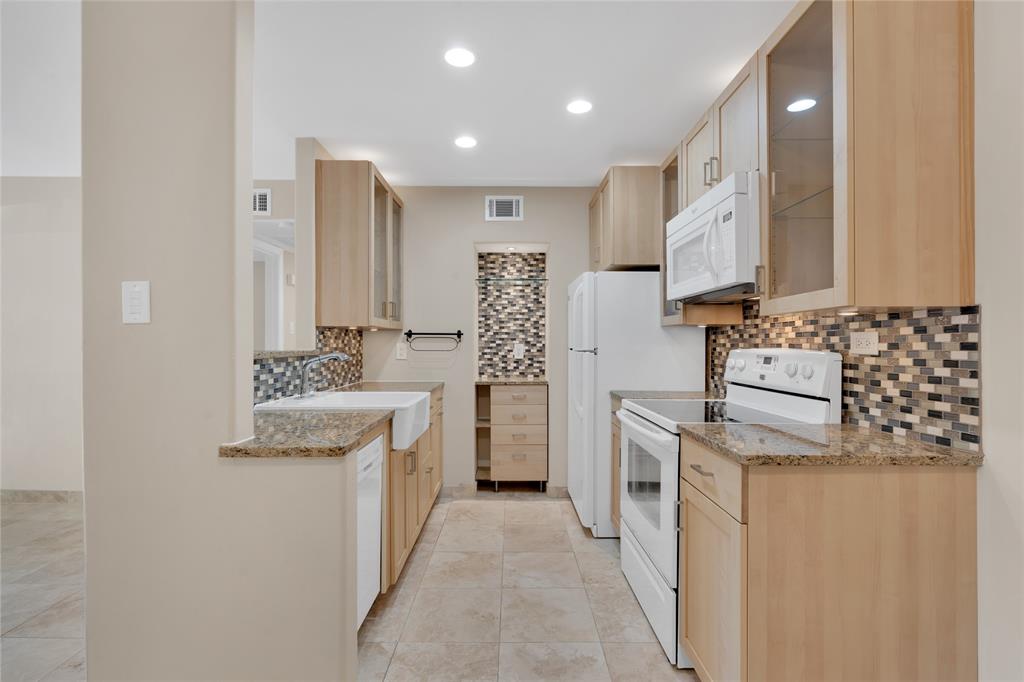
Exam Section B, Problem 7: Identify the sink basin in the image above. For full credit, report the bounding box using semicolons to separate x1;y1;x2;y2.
255;391;430;449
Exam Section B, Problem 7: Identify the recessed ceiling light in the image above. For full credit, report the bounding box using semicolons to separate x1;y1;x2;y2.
787;98;816;113
454;136;477;149
444;47;475;68
566;99;593;114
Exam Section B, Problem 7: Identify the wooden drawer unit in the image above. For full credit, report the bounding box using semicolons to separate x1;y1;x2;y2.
476;382;549;487
491;385;547;405
491;404;547;426
681;437;745;522
492;445;547;481
492;425;547;446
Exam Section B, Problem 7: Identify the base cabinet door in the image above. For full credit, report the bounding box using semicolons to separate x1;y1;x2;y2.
404;448;419;549
389;449;410;582
680;480;745;682
429;411;444;500
416;431;432;527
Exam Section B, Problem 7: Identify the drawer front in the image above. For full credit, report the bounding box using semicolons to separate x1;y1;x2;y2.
492;445;547;481
491;385;547;405
680;437;745;522
492;425;548;445
492;404;547;425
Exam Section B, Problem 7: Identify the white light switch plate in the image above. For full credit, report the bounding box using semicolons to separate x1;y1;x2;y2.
121;281;151;324
850;330;879;356
513;342;526;359
396;342;408;360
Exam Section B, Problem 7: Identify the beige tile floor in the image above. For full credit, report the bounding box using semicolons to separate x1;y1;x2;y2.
359;497;699;682
1;496;697;681
1;500;86;682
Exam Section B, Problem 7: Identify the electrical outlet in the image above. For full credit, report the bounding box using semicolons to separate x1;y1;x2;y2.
396;342;408;360
850;331;879;356
513;342;526;359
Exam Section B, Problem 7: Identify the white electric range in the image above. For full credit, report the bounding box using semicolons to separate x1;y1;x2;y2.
616;348;842;667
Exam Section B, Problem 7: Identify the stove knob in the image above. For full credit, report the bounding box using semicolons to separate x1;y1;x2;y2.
801;364;815;380
783;362;798;378
726;359;736;370
735;359;746;371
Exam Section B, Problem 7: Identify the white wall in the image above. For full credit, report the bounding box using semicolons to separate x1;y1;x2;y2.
363;187;591;488
0;0;81;177
975;2;1024;679
1;177;84;492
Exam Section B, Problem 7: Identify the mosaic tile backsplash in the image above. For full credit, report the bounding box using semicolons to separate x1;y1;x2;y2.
708;301;981;451
252;327;363;404
477;252;547;380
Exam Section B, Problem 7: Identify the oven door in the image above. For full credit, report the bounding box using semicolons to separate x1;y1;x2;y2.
617;409;680;587
666;206;719;301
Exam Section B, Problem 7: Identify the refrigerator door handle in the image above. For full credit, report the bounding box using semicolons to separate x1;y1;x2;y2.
570;348;598;355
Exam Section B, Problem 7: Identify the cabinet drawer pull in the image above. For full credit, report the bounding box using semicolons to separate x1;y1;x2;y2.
511;393;527;401
512;413;527;422
689;463;714;478
511;453;527;461
512;433;528;441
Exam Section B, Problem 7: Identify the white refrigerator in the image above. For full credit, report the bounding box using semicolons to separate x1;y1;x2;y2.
567;271;705;538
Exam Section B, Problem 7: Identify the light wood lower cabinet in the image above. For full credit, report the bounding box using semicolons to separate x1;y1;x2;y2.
679;480;745;682
476;383;549;486
610;414;621;532
677;435;978;682
386;387;444;587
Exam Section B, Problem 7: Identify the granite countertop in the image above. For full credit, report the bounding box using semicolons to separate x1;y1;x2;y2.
678;422;983;467
219;409;393;458
476;378;548;385
219;381;444;458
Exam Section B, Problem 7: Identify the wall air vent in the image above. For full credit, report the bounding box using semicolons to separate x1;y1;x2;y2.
485;195;524;222
253;188;272;216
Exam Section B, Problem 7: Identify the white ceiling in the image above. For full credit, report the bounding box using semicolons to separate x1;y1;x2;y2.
255;0;796;186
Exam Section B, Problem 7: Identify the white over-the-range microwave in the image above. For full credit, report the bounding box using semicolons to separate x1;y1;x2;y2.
665;171;759;303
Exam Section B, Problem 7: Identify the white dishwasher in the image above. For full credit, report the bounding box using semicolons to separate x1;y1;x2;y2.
356;435;384;627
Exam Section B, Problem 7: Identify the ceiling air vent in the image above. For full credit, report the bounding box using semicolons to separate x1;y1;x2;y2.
253;188;272;216
485;195;523;222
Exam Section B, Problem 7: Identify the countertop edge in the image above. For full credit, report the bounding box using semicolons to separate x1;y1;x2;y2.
218;409;394;459
677;424;984;467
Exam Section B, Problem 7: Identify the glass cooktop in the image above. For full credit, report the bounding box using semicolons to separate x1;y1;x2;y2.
621;399;806;434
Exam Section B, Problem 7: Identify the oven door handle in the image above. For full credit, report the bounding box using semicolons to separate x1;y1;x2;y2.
616;410;677;449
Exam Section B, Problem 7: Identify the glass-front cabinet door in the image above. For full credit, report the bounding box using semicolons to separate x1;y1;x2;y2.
762;0;837;312
659;151;683;324
371;174;389;325
389;196;403;325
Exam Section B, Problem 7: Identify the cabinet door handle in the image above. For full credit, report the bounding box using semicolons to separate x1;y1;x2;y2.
770;171;778;196
380;301;389;319
755;265;765;295
512;433;527;441
393;301;401;320
689;463;714;478
425;466;433;474
406;451;416;474
703;161;711;187
709;156;720;183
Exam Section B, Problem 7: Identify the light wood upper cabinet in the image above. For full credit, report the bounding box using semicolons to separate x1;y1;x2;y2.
713;55;759;182
758;0;974;314
588;166;661;271
682;114;714;208
316;160;404;329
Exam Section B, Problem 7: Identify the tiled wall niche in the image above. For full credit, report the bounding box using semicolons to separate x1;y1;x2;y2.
477;252;547;380
707;302;981;451
252;327;363;403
